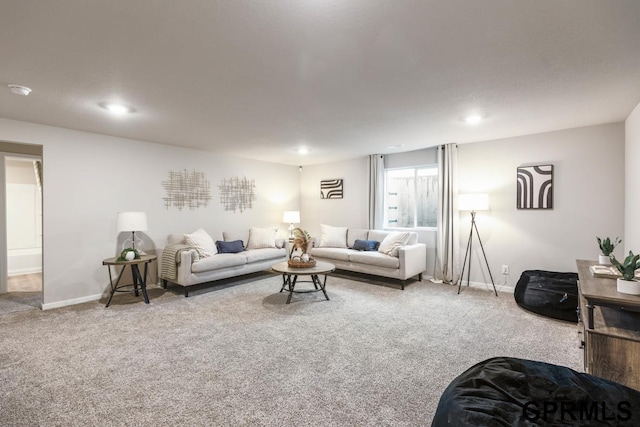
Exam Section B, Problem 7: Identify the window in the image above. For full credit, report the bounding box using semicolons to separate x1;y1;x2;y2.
384;166;438;229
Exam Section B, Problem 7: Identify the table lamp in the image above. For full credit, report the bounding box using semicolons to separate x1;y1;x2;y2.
283;211;300;239
117;211;148;251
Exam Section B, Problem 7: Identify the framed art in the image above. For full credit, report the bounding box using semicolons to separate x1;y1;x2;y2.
320;179;343;199
517;165;553;209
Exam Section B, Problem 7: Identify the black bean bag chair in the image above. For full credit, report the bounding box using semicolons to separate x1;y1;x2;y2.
514;270;579;323
432;357;640;426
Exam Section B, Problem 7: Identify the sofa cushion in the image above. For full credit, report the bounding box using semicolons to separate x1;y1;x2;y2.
245;247;286;263
191;253;247;273
352;239;380;251
246;227;277;249
319;224;348;248
223;230;250;246
378;231;411;257
349;251;400;269
185;228;217;257
368;230;391;242
310;247;352;261
216;240;245;254
347;229;369;247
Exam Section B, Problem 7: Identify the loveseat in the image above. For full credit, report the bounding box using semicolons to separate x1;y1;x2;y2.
308;226;427;289
160;227;288;297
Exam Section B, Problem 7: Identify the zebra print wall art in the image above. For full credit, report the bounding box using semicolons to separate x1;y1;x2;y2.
517;165;553;209
320;179;343;199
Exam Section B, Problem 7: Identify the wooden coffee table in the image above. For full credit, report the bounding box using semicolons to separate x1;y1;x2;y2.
272;261;335;304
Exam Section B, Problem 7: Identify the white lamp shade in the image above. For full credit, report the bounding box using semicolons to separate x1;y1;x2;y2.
458;194;489;211
283;211;300;223
116;211;148;232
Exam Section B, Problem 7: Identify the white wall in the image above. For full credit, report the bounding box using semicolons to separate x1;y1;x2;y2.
625;101;640;253
0;118;299;308
458;123;625;290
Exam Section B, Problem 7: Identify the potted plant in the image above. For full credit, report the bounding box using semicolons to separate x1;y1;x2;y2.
596;236;621;265
292;228;313;262
610;251;640;295
117;247;140;262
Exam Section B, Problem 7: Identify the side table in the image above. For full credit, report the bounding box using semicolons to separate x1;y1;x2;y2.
102;254;157;307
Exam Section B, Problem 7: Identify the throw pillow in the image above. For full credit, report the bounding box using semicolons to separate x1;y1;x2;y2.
378;232;411;257
319;224;348;248
352;239;380;251
246;227;277;249
184;228;217;258
216;240;245;254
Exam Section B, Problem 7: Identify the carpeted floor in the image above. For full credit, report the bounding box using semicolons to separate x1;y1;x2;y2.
0;271;582;426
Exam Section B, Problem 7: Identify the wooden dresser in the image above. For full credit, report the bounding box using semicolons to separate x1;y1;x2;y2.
576;259;640;390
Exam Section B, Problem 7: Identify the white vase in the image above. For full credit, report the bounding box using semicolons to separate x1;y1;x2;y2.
617;278;640;295
125;251;136;261
598;255;611;265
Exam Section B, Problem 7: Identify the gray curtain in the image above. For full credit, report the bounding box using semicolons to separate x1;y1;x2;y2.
368;154;385;230
433;144;459;284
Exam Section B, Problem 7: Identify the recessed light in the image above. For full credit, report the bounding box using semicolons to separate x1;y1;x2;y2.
465;115;482;125
100;102;133;115
297;147;310;155
8;84;32;96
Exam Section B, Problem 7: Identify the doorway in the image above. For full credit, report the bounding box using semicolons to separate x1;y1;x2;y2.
0;141;43;313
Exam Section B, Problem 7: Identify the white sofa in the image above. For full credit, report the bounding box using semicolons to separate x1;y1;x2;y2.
160;228;288;297
309;228;427;290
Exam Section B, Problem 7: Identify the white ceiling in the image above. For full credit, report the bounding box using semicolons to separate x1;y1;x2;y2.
1;0;639;166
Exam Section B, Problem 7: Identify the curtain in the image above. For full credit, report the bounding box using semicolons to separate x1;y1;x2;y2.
433;143;459;284
368;154;385;230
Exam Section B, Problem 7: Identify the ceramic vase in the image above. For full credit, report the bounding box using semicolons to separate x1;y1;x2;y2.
617;278;640;295
125;251;136;261
598;254;611;265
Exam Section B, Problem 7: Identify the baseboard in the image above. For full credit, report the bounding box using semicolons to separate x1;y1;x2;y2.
41;293;103;310
461;280;514;294
8;268;42;276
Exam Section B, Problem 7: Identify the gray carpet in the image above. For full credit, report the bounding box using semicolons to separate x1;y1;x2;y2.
0;272;582;426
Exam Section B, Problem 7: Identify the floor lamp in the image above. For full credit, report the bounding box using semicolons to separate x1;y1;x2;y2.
458;194;497;296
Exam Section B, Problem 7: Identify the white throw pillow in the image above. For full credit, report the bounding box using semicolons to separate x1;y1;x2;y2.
319;224;348;248
246;227;277;249
184;228;217;258
378;231;411;257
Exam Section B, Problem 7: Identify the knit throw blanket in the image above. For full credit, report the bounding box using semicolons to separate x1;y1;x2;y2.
161;244;199;280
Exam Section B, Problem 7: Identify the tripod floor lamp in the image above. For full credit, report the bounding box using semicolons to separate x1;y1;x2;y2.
458;194;497;296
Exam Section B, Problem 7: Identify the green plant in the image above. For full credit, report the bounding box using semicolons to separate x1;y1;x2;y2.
597;236;621;256
610;251;640;281
117;247;140;262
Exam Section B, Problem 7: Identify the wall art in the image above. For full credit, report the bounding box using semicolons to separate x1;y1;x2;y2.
162;168;211;210
320;179;343;199
517;165;553;209
219;176;256;213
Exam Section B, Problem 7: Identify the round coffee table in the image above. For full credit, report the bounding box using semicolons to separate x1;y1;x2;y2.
272;261;335;304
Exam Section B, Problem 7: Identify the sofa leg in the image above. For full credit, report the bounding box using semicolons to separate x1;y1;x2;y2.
401;280;405;290
184;287;189;297
162;279;168;289
418;273;423;282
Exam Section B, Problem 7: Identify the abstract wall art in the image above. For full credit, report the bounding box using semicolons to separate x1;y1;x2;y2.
219;176;256;213
517;165;553;209
162;168;211;210
320;179;343;199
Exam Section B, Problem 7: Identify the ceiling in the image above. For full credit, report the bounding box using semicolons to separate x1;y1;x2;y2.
1;1;639;166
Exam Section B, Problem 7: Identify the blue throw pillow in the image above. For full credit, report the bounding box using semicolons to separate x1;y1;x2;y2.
216;240;245;254
352;239;379;251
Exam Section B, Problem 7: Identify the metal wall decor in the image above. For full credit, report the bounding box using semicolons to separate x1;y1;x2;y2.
219;176;256;213
517;165;553;209
320;179;343;199
162;168;211;210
